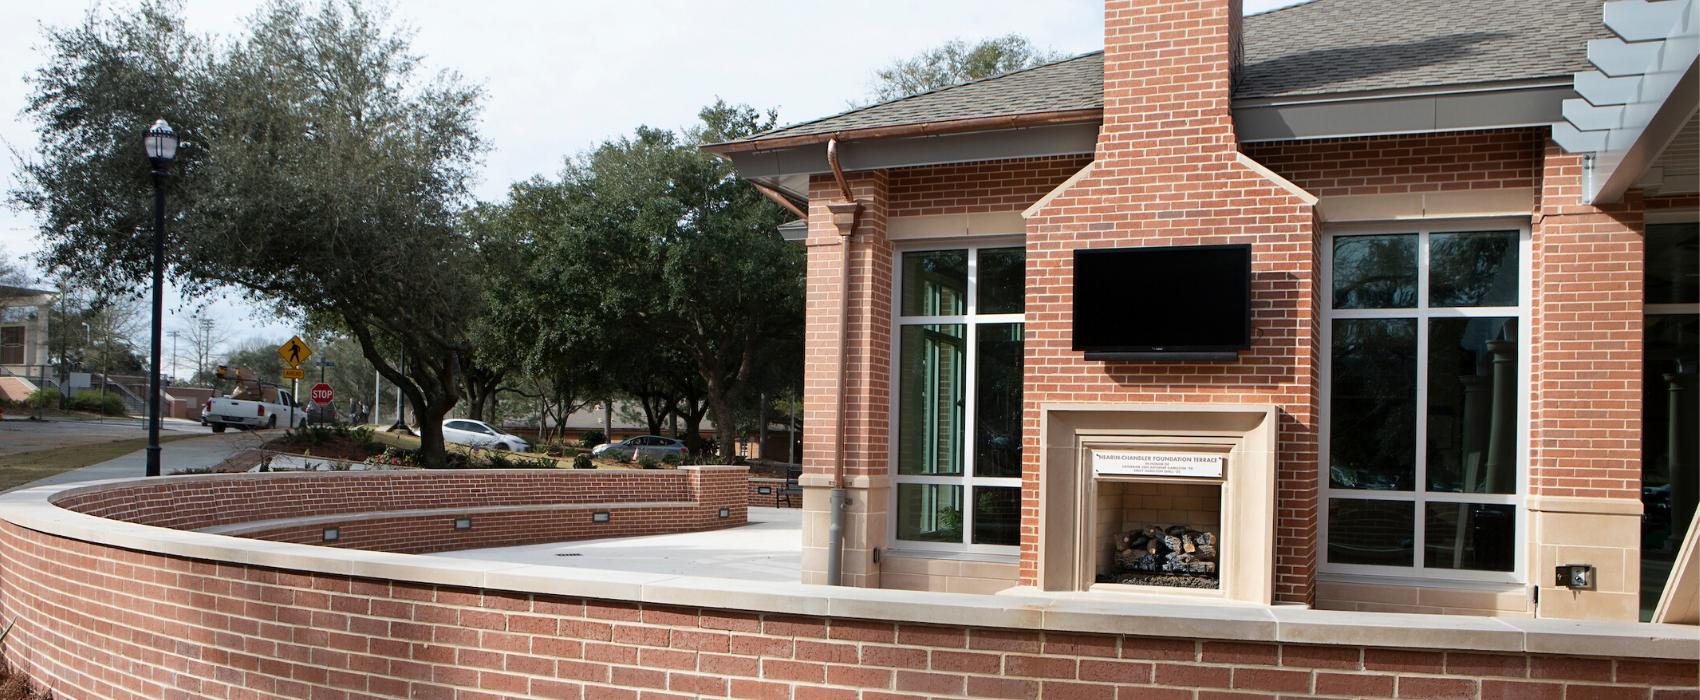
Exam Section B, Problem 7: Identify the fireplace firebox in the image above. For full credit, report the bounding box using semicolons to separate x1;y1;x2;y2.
1095;479;1223;589
1040;404;1277;604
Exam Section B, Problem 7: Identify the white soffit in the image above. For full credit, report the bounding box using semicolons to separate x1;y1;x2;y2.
1553;0;1700;203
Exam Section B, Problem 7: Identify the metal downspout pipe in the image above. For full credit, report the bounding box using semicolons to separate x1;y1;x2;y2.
826;137;856;586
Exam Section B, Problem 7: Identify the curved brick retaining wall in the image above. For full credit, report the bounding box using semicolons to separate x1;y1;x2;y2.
51;469;715;531
0;471;1694;699
43;468;748;557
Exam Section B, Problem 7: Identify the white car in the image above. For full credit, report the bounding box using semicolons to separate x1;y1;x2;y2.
441;419;530;452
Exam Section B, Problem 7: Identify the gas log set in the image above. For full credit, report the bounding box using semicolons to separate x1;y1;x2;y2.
1104;525;1220;589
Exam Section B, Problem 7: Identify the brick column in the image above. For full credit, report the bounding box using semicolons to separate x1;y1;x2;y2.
800;170;891;586
1528;141;1645;620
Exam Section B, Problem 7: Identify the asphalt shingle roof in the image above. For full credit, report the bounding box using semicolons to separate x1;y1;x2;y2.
720;0;1608;147
1238;0;1609;98
750;52;1104;142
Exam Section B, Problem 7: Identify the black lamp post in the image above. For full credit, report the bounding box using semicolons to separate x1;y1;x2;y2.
144;118;178;477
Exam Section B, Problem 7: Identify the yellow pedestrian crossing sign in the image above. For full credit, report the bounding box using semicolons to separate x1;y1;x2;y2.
278;336;312;369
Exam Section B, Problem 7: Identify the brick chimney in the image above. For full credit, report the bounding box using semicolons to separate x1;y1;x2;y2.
1099;0;1243;161
1021;0;1320;604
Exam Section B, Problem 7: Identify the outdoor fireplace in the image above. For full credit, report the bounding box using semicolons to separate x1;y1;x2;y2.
1095;479;1223;589
1040;404;1276;604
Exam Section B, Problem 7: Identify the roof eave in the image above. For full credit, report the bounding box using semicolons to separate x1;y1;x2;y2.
1234;77;1577;143
701;108;1104;156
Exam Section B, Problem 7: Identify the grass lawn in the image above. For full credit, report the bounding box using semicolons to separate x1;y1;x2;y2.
0;433;201;491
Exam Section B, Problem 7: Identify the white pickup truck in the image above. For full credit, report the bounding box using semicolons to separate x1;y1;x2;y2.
201;388;308;432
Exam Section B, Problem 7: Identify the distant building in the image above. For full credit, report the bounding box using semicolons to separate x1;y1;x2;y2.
0;284;53;403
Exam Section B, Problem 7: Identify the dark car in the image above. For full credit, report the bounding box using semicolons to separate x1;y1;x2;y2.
591;435;688;460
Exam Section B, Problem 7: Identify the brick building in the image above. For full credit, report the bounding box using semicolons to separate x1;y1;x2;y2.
706;0;1699;622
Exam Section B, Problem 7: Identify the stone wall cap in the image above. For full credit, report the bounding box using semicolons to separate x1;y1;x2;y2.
3;476;1694;661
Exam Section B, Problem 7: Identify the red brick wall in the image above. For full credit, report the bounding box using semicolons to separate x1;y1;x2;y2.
1645;194;1699;212
53;470;704;531
1240;129;1542;197
246;506;717;553
245;505;725;554
1;519;1693;699
1529;143;1645;498
887;155;1094;218
1024;0;1320;602
749;478;799;508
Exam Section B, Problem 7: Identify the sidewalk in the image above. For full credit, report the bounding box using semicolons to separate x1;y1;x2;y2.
0;415;208;457
15;429;274;490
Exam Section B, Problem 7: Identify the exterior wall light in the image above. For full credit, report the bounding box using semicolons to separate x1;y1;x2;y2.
322;527;340;542
592;512;611;523
718;508;731;519
454;517;472;530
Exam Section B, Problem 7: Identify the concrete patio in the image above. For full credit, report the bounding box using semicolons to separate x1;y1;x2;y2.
436;506;802;582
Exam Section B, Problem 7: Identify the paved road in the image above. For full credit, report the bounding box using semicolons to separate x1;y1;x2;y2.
0;415;209;457
9;426;280;490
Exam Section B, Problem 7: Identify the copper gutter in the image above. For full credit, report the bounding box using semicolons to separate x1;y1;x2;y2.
749;181;806;219
701;107;1103;155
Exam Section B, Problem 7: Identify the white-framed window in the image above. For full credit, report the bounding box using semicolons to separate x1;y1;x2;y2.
1640;215;1698;620
1320;220;1530;584
0;325;24;365
890;241;1025;553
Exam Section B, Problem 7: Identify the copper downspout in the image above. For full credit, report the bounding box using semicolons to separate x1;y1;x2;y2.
750;181;806;219
826;137;857;496
826;137;855;204
825;137;860;586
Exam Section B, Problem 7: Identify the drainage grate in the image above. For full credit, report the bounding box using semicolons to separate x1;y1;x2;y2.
554;552;582;557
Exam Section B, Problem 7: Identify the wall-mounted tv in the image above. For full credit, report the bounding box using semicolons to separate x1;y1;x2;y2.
1072;244;1251;359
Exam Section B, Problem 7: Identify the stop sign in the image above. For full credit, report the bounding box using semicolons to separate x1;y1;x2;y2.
310;383;334;405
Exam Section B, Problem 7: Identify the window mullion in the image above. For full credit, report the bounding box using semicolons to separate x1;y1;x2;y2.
962;248;980;546
1412;230;1431;569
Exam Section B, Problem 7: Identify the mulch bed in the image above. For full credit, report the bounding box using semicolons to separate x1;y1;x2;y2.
263;433;385;462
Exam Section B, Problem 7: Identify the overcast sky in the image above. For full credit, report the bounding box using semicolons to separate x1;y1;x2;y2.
0;0;1303;352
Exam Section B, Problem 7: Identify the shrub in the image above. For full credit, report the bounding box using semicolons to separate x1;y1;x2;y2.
577;430;607;448
287;423;339;446
438;451;472;469
638;455;661;470
26;388;59;409
363;447;419;468
67;390;125;416
572;453;594;470
353;426;380;452
484;450;557;469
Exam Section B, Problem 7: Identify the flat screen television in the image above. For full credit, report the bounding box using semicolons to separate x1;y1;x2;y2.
1072;244;1251;358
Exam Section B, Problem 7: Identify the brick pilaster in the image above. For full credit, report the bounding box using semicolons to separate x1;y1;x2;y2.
1527;140;1645;620
801;170;891;586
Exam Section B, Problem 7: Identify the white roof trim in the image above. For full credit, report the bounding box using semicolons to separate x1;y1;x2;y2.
1234;153;1318;206
1554;0;1700;204
1021;161;1095;219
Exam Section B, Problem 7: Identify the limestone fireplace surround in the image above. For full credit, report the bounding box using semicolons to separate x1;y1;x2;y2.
1039;403;1279;604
